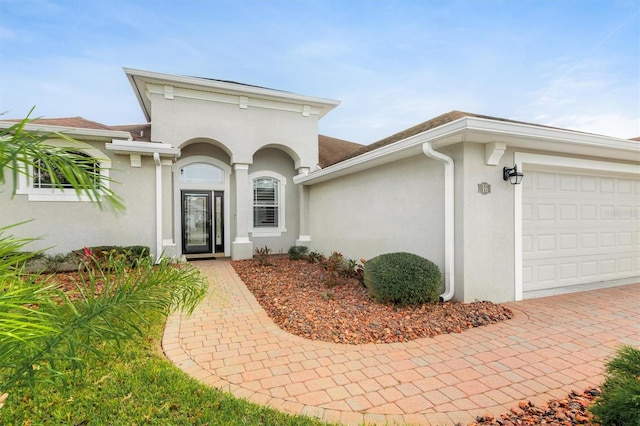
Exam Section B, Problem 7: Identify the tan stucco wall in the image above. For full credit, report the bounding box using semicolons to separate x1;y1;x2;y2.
1;142;159;256
452;143;517;302
149;93;319;169
305;143;523;303
249;148;300;254
308;154;446;271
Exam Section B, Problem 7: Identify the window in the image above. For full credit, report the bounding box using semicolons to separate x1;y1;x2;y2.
249;171;286;235
253;178;279;228
16;140;111;202
33;151;98;189
180;163;224;184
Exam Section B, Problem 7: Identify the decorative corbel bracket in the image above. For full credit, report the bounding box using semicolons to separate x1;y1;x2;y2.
485;142;506;166
163;85;174;100
130;153;142;168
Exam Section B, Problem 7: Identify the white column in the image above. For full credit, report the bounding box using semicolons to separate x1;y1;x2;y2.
232;163;253;260
296;167;311;247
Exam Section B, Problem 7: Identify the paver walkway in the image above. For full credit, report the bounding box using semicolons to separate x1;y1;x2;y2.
163;260;640;425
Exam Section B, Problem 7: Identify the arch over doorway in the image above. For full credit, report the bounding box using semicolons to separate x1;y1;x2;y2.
172;156;231;257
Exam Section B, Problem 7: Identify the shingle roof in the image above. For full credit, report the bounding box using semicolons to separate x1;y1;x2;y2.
13;116;116;131
110;123;151;141
318;135;364;168
338;109;635;166
330;110;574;166
3;117;152;141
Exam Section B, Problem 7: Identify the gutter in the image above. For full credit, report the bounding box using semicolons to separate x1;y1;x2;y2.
422;143;455;302
153;153;163;263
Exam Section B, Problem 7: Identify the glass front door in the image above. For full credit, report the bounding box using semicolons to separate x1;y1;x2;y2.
181;190;224;255
182;191;212;254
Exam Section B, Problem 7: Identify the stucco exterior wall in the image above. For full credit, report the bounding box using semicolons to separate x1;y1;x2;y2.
148;92;319;169
249;148;300;254
308;154;446;270
1;142;158;256
452;143;517;302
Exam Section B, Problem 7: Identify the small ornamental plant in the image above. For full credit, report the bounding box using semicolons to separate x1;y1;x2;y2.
287;246;309;261
253;245;272;266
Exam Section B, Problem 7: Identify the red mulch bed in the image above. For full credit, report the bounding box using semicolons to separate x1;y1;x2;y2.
33;271;108;302
469;388;601;425
231;257;513;344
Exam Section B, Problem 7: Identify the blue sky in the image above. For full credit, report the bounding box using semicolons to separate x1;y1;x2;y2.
1;0;638;143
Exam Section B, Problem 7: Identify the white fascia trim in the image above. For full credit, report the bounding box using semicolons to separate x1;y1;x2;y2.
105;139;181;157
0;121;131;141
465;116;639;151
124;67;341;119
147;84;329;118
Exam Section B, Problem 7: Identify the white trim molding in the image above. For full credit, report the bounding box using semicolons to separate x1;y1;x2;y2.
512;152;640;301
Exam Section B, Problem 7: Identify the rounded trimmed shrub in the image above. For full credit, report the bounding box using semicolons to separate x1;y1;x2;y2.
363;252;441;306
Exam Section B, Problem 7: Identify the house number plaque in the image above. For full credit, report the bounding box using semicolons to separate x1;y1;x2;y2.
478;182;491;195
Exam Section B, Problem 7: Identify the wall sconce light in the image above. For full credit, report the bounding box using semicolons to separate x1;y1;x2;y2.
503;165;524;185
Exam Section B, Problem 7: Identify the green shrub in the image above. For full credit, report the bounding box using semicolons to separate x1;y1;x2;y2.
363;252;441;306
287;246;309;261
590;345;640;425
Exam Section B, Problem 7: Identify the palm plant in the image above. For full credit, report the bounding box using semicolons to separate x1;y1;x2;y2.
0;108;124;210
0;112;208;406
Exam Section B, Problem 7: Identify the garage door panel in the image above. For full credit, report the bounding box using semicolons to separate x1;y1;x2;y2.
560;233;577;249
581;205;597;220
523;170;640;294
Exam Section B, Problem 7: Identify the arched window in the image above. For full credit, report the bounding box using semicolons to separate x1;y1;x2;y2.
180;163;224;184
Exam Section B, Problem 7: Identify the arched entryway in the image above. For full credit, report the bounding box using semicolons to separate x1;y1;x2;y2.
173;156;231;258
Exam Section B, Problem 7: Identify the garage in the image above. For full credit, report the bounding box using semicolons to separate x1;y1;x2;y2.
522;168;640;296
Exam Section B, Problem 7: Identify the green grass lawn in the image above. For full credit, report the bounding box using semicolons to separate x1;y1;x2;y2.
0;309;337;425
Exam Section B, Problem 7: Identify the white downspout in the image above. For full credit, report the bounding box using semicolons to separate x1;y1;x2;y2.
153;152;163;263
422;143;455;301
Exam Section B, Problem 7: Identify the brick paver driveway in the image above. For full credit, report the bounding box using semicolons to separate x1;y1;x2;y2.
163;259;640;425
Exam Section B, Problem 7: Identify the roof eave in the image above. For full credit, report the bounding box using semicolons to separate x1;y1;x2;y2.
295;117;639;185
124;67;341;120
105;139;180;157
0;121;132;141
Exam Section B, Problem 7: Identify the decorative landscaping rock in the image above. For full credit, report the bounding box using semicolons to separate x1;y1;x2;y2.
231;257;513;345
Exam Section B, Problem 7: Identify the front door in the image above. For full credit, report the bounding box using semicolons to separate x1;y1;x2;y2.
181;190;224;255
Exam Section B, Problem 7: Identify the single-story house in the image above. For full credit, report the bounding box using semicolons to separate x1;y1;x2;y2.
1;68;638;302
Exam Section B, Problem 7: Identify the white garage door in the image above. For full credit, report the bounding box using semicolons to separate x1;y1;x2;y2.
522;169;640;294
